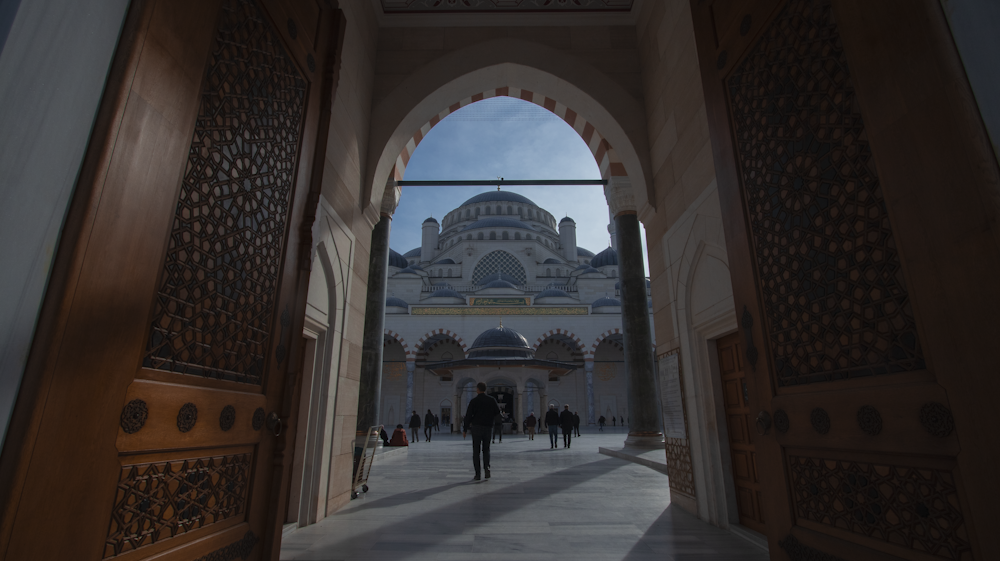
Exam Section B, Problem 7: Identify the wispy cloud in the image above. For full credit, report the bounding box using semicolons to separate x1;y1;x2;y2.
390;97;648;273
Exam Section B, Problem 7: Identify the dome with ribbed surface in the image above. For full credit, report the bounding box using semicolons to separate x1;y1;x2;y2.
542;258;561;264
580;268;603;275
535;288;570;299
478;272;520;285
592;296;621;307
575;264;589;270
423;217;438;224
560;216;575;224
403;247;421;258
467;325;534;360
430;288;464;299
386;297;408;308
434;258;456;264
460;191;537;207
395;267;420;276
591;247;618;268
577;247;595;257
483;279;519;289
388;249;408;268
460;217;533;232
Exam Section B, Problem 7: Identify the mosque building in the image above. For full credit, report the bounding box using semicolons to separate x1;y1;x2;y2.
379;190;651;430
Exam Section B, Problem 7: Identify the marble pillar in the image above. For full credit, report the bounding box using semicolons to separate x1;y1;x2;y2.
355;182;400;436
605;177;663;448
405;360;415;423
584;360;596;425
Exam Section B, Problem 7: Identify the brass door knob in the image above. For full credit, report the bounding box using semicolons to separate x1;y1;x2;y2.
755;411;772;436
266;412;283;437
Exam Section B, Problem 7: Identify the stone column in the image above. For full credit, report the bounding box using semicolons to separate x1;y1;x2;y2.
584;359;596;425
355;181;400;437
605;177;663;448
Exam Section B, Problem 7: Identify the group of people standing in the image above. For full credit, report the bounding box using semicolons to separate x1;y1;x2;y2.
408;410;440;442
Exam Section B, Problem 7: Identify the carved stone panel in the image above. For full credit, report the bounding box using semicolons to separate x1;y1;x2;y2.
144;0;307;385
104;452;252;558
787;454;971;560
726;0;924;386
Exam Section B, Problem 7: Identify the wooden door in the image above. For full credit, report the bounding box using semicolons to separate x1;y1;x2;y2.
717;333;765;534
693;0;989;559
0;0;340;559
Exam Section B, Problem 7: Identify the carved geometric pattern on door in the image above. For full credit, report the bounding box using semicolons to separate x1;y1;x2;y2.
787;454;971;560
104;452;252;558
144;0;307;384
726;0;924;386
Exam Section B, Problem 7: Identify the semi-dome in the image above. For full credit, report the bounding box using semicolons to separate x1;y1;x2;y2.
434;258;456;264
535;288;570;299
395;267;421;276
460;217;533;231
559;216;575;224
423;217;438;224
577;247;595;258
467;324;534;360
386;296;408;308
542;258;561;264
483;279;519;289
591;247;618;268
592;296;622;307
478;272;520;285
388;249;408;268
403;247;421;258
430;288;464;299
460;191;537;207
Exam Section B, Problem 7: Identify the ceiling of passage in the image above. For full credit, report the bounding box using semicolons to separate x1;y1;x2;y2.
380;0;635;14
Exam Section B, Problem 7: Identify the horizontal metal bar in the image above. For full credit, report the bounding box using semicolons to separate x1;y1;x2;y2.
396;179;607;187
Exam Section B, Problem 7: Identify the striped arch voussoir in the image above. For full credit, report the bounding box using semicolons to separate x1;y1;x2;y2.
415;329;468;353
587;328;622;358
384;330;414;359
395;88;627;181
533;329;583;352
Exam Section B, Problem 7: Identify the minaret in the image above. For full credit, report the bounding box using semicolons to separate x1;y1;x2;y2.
607;208;617;251
559;216;578;263
421;217;439;263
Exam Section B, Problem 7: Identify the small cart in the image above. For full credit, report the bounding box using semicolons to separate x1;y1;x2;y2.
351;424;382;500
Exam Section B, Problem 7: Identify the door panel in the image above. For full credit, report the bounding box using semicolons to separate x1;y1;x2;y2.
0;0;335;559
694;0;980;559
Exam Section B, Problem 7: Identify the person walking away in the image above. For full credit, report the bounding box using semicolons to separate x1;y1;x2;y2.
525;412;537;440
424;410;434;442
492;412;504;443
559;405;574;448
434;414;440;431
409;411;420;443
544;405;560;449
611;416;616;427
573;411;581;437
463;382;501;480
598;416;606;431
621;415;625;427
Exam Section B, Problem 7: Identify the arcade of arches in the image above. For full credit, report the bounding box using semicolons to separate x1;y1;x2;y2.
1;1;999;560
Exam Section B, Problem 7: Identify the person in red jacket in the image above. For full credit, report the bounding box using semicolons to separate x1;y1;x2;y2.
388;424;409;446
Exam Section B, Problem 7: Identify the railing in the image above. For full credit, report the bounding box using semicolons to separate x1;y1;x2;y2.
421;284;577;293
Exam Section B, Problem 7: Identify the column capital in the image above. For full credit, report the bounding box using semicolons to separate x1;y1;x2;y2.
380;180;401;217
604;176;636;217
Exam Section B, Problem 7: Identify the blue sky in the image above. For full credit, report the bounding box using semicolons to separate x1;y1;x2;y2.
389;96;648;273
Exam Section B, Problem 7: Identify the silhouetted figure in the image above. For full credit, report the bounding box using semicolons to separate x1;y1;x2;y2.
598;416;606;431
409;411;420;443
612;416;616;427
434;414;440;431
463;382;501;480
380;427;390;446
424;410;434;442
573;412;581;437
544;405;560;449
389;424;409;446
525;412;537;440
559;405;574;448
492;412;504;443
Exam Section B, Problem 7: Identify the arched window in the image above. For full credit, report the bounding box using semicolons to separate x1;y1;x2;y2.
517;207;522;217
514;232;521;240
495;205;501;214
441;351;453;361
507;205;512;215
546;268;551;276
546;351;559;360
502;231;509;240
464;209;468;219
477;232;484;240
484;207;491;215
489;231;496;240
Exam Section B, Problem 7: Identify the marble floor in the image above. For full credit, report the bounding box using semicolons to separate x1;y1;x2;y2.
280;428;770;561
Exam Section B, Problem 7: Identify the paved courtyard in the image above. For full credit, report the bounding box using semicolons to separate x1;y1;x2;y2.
280;429;770;561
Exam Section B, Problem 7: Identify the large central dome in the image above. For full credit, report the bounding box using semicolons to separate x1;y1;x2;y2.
460;191;537;207
467;325;534;360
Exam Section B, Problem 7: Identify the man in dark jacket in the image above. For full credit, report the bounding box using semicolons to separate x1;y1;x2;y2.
525;412;536;440
463;382;501;480
544;405;560;449
492;412;504;444
559;405;575;448
408;411;420;443
424;410;435;442
573;411;581;437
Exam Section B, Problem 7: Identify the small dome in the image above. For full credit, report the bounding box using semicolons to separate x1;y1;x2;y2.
483;279;519;289
575;264;589;270
592;296;622;307
395;267;421;276
591;247;618;268
580;267;602;275
460;217;533;232
386;296;408;308
409;264;424;271
542;258;561;264
535;288;570;299
430;288;464;299
559;216;575;224
577;247;595;258
403;247;421;258
434;258;456;264
478;272;520;285
388;249;408;268
614;281;620;289
423;217;438;224
467;325;534;360
460;191;537;207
